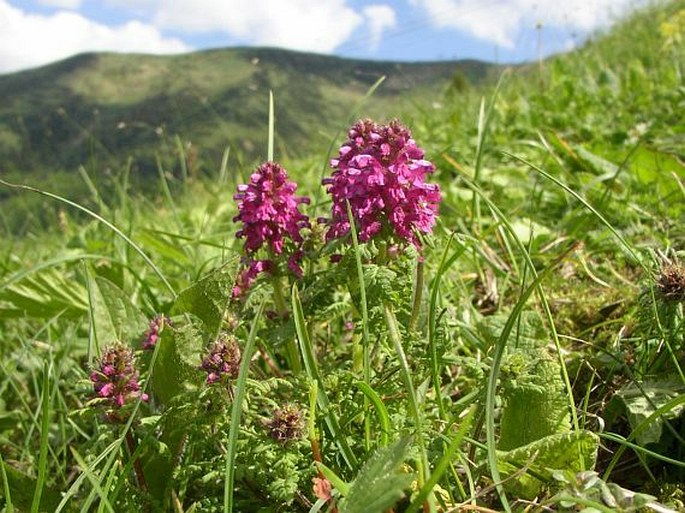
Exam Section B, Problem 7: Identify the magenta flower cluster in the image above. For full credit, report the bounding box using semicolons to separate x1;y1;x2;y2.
323;119;441;248
141;314;172;350
232;162;310;298
90;344;147;421
200;335;242;385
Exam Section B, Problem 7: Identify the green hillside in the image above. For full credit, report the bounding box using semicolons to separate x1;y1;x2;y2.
0;47;494;178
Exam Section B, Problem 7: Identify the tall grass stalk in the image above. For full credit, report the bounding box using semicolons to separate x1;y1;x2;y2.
345;200;371;450
383;303;430;497
292;284;358;469
0;179;176;297
30;362;51;513
224;300;265;513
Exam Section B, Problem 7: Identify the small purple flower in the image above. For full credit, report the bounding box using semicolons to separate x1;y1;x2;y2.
90;344;147;421
141;314;172;350
323;119;441;248
232;259;273;299
656;263;685;302
200;334;241;385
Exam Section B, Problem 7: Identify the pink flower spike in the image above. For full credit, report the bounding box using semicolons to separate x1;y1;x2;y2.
323;119;441;249
233;161;310;257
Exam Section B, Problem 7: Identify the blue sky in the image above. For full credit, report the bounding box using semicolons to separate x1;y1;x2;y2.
0;0;647;74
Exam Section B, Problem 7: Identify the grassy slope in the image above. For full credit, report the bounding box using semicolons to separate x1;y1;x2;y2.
0;1;683;511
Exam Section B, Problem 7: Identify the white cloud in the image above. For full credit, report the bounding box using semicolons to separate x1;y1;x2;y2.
362;4;397;51
0;0;189;73
150;0;364;53
36;0;83;9
413;0;645;48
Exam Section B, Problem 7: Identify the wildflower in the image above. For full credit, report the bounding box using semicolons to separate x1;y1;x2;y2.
656;263;685;302
200;334;241;385
323;119;441;248
231;259;273;299
141;314;172;350
267;404;304;443
90;343;147;421
232;161;310;297
234;161;310;255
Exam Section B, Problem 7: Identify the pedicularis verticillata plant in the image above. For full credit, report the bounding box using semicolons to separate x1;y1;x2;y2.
79;118;446;511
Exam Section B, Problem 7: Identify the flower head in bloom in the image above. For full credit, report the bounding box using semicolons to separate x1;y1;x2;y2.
267;404;304;443
234;161;310;256
200;334;242;385
232;161;310;298
141;314;172;350
90;343;147;421
323;119;441;248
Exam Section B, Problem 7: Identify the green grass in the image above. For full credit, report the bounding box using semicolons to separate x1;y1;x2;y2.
0;1;684;512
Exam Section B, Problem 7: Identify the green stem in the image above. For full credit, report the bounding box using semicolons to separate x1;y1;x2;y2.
383;303;428;487
272;276;301;374
409;259;424;332
345;200;371;451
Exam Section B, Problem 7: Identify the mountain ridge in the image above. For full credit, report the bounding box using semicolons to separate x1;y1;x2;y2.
0;46;499;180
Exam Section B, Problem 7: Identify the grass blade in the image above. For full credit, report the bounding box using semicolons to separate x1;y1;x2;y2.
224;300;266;513
0;179;176;297
0;453;13;513
30;362;50;513
292;284;357;469
268;91;274;162
406;407;476;513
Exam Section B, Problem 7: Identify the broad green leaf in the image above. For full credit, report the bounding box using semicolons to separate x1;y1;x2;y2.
89;276;147;348
339;438;414;513
616;377;685;446
173;268;235;336
1;463;63;513
498;430;600;499
152;322;203;404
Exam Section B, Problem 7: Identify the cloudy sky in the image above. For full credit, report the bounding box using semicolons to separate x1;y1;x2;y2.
1;0;647;74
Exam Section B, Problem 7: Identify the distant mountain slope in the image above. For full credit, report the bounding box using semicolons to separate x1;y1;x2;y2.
0;47;496;179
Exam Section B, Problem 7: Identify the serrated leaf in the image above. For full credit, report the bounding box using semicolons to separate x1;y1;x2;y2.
90;276;148;348
478;310;547;351
617;377;685;446
172;268;235;336
498;430;600;499
339;438;414;513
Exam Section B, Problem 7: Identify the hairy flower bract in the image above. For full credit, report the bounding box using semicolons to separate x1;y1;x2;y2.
200;334;242;385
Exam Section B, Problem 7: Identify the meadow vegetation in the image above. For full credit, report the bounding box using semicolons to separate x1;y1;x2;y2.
0;1;684;512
